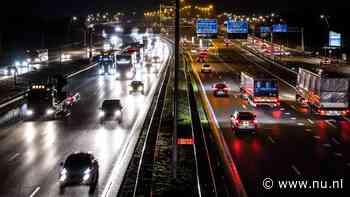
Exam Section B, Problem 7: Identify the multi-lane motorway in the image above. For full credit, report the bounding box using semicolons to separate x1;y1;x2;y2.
0;37;171;197
188;39;350;195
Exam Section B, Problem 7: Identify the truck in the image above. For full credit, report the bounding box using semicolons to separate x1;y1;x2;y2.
240;72;280;108
116;54;135;79
25;75;80;119
296;68;349;116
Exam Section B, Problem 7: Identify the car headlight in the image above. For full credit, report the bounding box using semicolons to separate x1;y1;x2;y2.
99;68;104;74
99;111;105;117
83;174;90;181
84;168;91;174
128;86;133;91
126;71;133;78
115;110;121;116
60;168;67;175
115;72;120;78
26;109;33;116
138;86;144;91
46;108;54;115
60;174;67;182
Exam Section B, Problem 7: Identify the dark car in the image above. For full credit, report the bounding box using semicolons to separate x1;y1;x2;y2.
59;152;99;194
99;99;123;123
213;83;229;97
231;111;257;134
201;64;212;73
129;80;145;94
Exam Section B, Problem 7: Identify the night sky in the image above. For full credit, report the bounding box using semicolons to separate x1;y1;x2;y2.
1;0;349;58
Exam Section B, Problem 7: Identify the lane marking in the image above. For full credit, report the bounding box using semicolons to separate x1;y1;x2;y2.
323;143;332;148
307;119;314;124
291;165;301;175
284;112;291;115
314;135;321;140
29;187;40;197
8;153;20;162
268;136;275;144
297;122;305;126
290;117;296;120
343;116;350;122
334;153;343;157
325;120;337;128
280;108;285;111
331;138;340;145
305;128;312;132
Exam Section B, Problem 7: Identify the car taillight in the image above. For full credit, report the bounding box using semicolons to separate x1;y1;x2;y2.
253;119;257;124
224;88;229;91
318;109;326;115
341;110;349;115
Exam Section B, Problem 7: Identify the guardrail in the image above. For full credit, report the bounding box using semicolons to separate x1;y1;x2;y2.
117;39;173;197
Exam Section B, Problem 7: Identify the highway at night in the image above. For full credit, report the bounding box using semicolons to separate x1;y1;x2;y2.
0;36;171;197
186;39;350;195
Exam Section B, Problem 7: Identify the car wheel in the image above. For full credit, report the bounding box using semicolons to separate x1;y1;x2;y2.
89;182;97;194
59;185;65;195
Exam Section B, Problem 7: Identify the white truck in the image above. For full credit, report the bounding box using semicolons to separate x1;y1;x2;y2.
296;67;349;116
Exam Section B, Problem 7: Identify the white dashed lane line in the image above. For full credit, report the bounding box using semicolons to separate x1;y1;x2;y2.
325;120;337;128
331;138;341;145
28;187;40;197
314;135;321;140
268;136;275;144
292;165;301;176
307;119;314;125
8;153;20;162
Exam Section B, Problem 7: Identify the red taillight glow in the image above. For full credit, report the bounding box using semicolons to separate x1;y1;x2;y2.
253;119;257;124
318;109;326;115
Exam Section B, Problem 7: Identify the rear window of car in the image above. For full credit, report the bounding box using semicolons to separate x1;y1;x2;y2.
238;112;254;120
215;83;227;89
102;100;120;109
65;154;92;169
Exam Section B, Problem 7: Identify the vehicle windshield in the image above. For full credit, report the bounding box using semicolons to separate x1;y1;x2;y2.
102;100;120;110
215;83;227;89
65;154;91;171
237;112;255;120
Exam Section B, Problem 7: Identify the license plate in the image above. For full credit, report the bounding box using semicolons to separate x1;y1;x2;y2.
326;111;340;115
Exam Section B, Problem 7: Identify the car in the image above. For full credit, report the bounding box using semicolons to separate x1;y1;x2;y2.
99;99;123;123
129;80;145;94
201;64;212;73
59;152;99;194
231;111;257;134
212;83;229;97
320;58;331;65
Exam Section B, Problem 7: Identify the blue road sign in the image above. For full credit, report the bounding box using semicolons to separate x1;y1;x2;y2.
196;19;218;34
227;21;249;33
272;24;288;32
329;31;341;47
